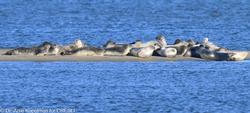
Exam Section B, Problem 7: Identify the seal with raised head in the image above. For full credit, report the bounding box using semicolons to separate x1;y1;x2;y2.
201;38;227;51
36;42;62;56
155;36;189;56
103;40;116;49
62;39;85;52
183;39;201;57
155;35;167;48
154;35;178;57
171;39;190;56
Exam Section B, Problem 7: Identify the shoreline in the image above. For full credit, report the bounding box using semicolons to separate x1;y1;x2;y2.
0;49;249;62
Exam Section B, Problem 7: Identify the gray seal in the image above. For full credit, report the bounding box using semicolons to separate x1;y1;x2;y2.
129;45;157;58
62;46;104;56
104;44;131;56
4;42;57;56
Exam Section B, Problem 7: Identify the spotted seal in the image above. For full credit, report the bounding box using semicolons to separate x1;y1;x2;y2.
153;35;178;57
4;42;57;56
201;38;227;51
129;45;157;58
63;46;104;56
104;44;131;56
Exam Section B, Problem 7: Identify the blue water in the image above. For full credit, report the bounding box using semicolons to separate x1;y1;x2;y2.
0;0;250;113
0;0;249;50
0;62;250;113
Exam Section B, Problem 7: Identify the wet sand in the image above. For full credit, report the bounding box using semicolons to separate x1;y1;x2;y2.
0;49;249;62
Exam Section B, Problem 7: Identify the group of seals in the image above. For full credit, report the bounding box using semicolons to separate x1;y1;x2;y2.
3;36;248;61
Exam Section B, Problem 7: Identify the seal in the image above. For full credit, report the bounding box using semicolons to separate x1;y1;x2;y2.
191;45;247;61
201;38;227;51
183;39;201;57
154;35;178;57
157;38;188;56
202;50;249;61
225;51;248;61
155;35;167;48
59;39;86;55
155;47;177;57
129;45;156;58
62;39;85;52
131;40;158;48
63;46;104;56
172;39;190;56
4;47;38;55
36;42;62;56
103;40;116;49
4;41;57;56
104;44;131;56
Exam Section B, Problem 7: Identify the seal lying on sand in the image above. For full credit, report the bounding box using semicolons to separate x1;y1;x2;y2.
4;47;39;55
103;39;157;49
201;38;227;51
185;38;228;58
155;36;189;56
4;42;58;56
104;45;131;56
129;40;158;48
129;45;157;58
154;35;178;57
60;39;105;56
37;42;65;56
183;39;201;57
170;39;190;56
105;39;159;58
155;48;177;57
61;39;85;52
190;45;248;61
62;46;104;56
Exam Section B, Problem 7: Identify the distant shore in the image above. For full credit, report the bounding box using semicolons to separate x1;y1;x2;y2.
0;49;249;62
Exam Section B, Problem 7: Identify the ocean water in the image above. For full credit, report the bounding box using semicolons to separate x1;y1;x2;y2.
0;0;250;113
0;61;250;113
0;0;249;50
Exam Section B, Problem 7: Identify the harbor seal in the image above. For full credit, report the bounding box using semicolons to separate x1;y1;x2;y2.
167;39;189;56
155;35;167;48
192;45;247;61
102;40;157;56
62;39;85;52
131;40;158;48
154;35;178;57
183;39;201;57
104;44;131;56
155;36;189;56
4;42;57;56
129;45;156;58
155;47;177;57
208;51;248;61
103;40;116;49
4;47;38;55
59;39;86;55
36;42;62;56
63;46;104;56
201;38;227;51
